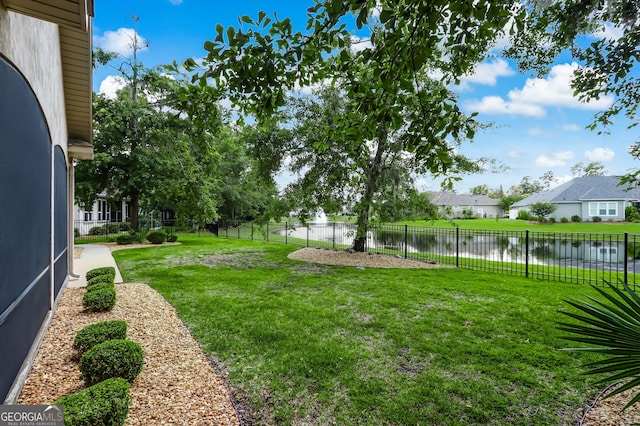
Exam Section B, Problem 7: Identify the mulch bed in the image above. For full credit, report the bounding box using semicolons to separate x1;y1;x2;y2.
18;283;238;425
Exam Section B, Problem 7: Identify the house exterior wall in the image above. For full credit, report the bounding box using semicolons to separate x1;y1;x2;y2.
0;8;71;403
551;203;582;221
438;204;502;219
581;200;628;222
0;9;68;155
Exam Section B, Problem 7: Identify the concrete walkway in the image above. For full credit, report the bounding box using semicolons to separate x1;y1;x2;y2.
67;244;123;288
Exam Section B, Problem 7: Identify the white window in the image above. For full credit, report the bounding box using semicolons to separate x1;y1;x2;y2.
97;200;110;221
84;211;92;221
589;202;617;217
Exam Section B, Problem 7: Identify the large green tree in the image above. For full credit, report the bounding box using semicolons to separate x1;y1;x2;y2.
77;67;222;229
187;1;518;250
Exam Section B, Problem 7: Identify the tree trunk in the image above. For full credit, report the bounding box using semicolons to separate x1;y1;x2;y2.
352;126;387;252
130;190;140;231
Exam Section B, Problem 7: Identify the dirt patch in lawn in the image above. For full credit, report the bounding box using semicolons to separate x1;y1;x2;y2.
287;247;451;269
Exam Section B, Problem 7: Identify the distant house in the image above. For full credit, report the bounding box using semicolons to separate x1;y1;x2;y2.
74;196;130;235
430;192;504;219
509;176;640;221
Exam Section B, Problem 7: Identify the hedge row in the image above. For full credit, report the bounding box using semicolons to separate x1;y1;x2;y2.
52;267;145;425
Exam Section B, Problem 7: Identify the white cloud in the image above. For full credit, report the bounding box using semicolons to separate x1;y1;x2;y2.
585;147;615;162
562;124;581;132
98;75;127;99
350;35;372;52
463;62;614;117
507;150;522;158
94;28;148;57
463;96;546;117
534;150;574;167
458;59;515;90
550;174;574;188
169;0;183;4
593;22;624;40
528;126;543;136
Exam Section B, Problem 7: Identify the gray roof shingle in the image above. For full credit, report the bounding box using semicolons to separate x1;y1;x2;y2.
512;176;640;207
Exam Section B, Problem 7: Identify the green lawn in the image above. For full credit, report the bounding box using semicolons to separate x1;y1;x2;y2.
113;234;606;425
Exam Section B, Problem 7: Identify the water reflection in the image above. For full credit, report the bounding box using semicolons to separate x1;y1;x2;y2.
283;223;630;269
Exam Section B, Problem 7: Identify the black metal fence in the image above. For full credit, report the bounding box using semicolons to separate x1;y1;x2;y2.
215;221;640;287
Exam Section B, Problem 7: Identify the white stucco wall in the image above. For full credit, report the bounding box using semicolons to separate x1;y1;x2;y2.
0;8;68;155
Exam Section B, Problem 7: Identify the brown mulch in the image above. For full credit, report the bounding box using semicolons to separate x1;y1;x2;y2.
287;247;452;269
580;385;640;426
18;283;238;425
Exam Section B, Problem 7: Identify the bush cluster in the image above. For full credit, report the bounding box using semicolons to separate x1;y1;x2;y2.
52;266;144;425
86;283;115;294
83;288;116;312
53;378;130;426
146;230;167;244
571;215;581;223
626;206;640;222
116;234;134;245
560;217;569;223
592;216;602;222
87;223;131;236
87;274;114;287
73;320;128;355
79;340;144;386
86;267;116;281
166;234;178;243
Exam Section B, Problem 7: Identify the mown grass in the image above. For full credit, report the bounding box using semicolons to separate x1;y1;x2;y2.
395;218;640;233
113;234;606;425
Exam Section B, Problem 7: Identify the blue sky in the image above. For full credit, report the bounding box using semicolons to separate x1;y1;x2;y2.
92;1;638;194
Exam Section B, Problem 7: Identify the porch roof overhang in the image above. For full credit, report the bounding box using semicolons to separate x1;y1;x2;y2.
4;0;94;149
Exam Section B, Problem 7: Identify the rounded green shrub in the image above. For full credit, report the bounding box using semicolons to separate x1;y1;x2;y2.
86;267;116;281
83;288;116;312
146;231;166;244
104;223;122;234
86;283;115;294
115;234;134;245
560;217;569;223
87;274;114;287
73;320;127;355
166;234;178;243
592;216;602;222
53;377;130;426
79;340;144;386
571;215;581;223
89;226;107;236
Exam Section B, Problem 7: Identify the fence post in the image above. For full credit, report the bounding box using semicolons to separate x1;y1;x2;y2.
333;222;336;250
266;222;269;242
525;230;529;278
625;232;629;285
285;222;288;245
404;225;408;259
456;227;459;268
251;222;254;241
306;224;309;247
237;224;240;239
